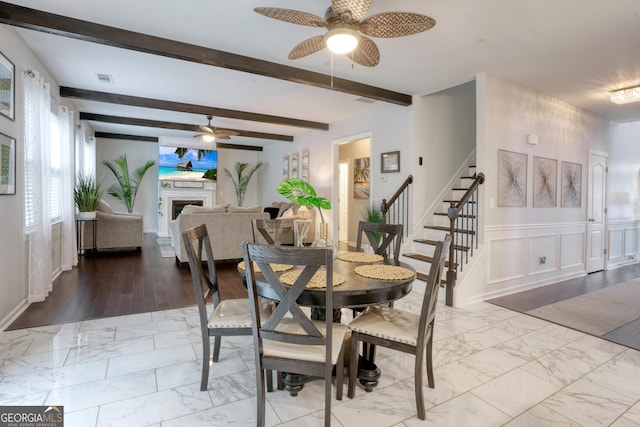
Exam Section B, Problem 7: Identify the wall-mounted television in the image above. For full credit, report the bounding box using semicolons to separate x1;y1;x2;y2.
158;145;217;181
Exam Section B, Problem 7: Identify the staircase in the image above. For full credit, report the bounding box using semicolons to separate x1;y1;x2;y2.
402;165;482;303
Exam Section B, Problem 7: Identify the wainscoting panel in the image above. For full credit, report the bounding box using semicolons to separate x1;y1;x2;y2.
488;236;528;284
609;229;624;260
607;220;640;269
560;232;585;270
528;234;558;275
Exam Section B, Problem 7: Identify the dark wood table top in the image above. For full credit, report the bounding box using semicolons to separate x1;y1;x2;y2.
242;257;416;309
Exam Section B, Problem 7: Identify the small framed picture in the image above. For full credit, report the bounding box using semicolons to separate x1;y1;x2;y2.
0;132;16;195
0;51;15;121
291;152;298;178
283;155;289;180
381;151;400;173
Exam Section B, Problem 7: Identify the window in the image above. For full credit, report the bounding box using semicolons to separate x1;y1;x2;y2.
49;103;63;222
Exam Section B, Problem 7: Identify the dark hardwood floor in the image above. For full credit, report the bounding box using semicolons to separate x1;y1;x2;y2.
7;234;248;330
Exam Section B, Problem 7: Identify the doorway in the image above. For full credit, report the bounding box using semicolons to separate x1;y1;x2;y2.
337;137;371;248
586;152;608;273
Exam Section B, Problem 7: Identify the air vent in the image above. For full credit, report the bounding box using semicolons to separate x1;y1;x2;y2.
355;97;376;104
96;73;113;84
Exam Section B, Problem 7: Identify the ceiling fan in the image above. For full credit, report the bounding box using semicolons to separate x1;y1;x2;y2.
254;0;436;67
193;115;238;142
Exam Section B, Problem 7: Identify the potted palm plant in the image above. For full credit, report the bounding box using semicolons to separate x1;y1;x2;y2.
103;154;155;213
224;162;263;206
277;178;332;243
74;174;103;219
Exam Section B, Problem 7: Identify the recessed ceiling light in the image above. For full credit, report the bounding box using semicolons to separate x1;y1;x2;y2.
610;85;640;105
96;73;114;84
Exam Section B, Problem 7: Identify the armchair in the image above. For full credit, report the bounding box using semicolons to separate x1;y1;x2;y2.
83;200;143;250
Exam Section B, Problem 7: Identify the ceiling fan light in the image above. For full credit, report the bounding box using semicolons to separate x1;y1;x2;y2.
202;134;215;143
610;85;640;105
325;28;360;54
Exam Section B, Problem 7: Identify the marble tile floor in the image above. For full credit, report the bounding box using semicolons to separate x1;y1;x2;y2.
1;282;640;427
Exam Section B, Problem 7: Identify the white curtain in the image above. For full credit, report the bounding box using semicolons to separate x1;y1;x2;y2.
59;104;77;269
23;70;53;302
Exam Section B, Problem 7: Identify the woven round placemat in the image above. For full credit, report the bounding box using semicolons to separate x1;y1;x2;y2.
279;269;346;288
336;251;384;263
354;264;414;281
237;261;294;274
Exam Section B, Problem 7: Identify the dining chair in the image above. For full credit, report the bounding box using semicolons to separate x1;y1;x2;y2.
242;242;348;427
182;224;273;391
347;235;451;420
252;218;297;246
355;221;403;260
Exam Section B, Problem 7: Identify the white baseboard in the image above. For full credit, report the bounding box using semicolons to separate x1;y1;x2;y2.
0;298;29;332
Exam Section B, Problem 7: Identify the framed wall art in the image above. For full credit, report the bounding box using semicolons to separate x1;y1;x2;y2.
353;157;370;199
0;132;16;195
381;150;400;173
561;161;582;207
497;149;527;207
533;156;557;207
282;154;289;180
291;152;298;179
0;51;15;121
301;148;309;182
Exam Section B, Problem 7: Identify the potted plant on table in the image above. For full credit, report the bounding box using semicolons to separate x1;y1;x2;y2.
277;178;332;245
74;174;103;219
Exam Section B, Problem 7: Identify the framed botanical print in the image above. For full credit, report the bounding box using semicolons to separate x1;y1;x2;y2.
0;132;16;195
0;51;15;121
283;155;289;180
301;148;309;182
291;152;298;179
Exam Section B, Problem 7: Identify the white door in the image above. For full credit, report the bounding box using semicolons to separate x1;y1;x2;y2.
586;152;607;273
339;162;349;242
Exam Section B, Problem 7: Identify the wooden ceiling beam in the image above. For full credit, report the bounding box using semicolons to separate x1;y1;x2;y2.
94;132;263;151
80;113;293;142
0;1;411;106
61;87;329;130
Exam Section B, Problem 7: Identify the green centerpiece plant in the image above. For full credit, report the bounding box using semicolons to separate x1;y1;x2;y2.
363;202;384;244
277;178;332;242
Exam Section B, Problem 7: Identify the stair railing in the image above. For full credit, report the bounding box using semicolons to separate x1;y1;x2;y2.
381;175;413;237
445;172;485;306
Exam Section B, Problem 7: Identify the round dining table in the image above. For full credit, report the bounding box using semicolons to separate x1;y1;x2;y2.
239;254;417;394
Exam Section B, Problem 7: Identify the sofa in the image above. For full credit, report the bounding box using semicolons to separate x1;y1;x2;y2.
172;204;270;263
83;200;144;250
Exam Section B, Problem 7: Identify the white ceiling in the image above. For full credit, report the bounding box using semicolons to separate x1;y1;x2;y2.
5;0;640;147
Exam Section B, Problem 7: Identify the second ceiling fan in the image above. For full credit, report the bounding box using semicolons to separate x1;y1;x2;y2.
255;0;436;67
194;115;239;142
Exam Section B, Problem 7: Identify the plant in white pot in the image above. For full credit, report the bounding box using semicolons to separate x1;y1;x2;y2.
74;174;103;219
277;178;332;245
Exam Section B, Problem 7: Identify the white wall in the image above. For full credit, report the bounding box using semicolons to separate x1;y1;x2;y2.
96;137;159;232
460;73;610;304
607;121;640;268
412;81;477;231
258;102;413;242
0;26;76;329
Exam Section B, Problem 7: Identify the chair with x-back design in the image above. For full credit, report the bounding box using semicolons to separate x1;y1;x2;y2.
355;221;403;260
251;218;297;246
242;242;348;427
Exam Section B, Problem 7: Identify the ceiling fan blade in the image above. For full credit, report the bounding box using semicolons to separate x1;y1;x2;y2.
199;125;213;132
288;36;326;60
360;12;436;38
254;7;327;27
348;36;379;67
331;0;372;21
